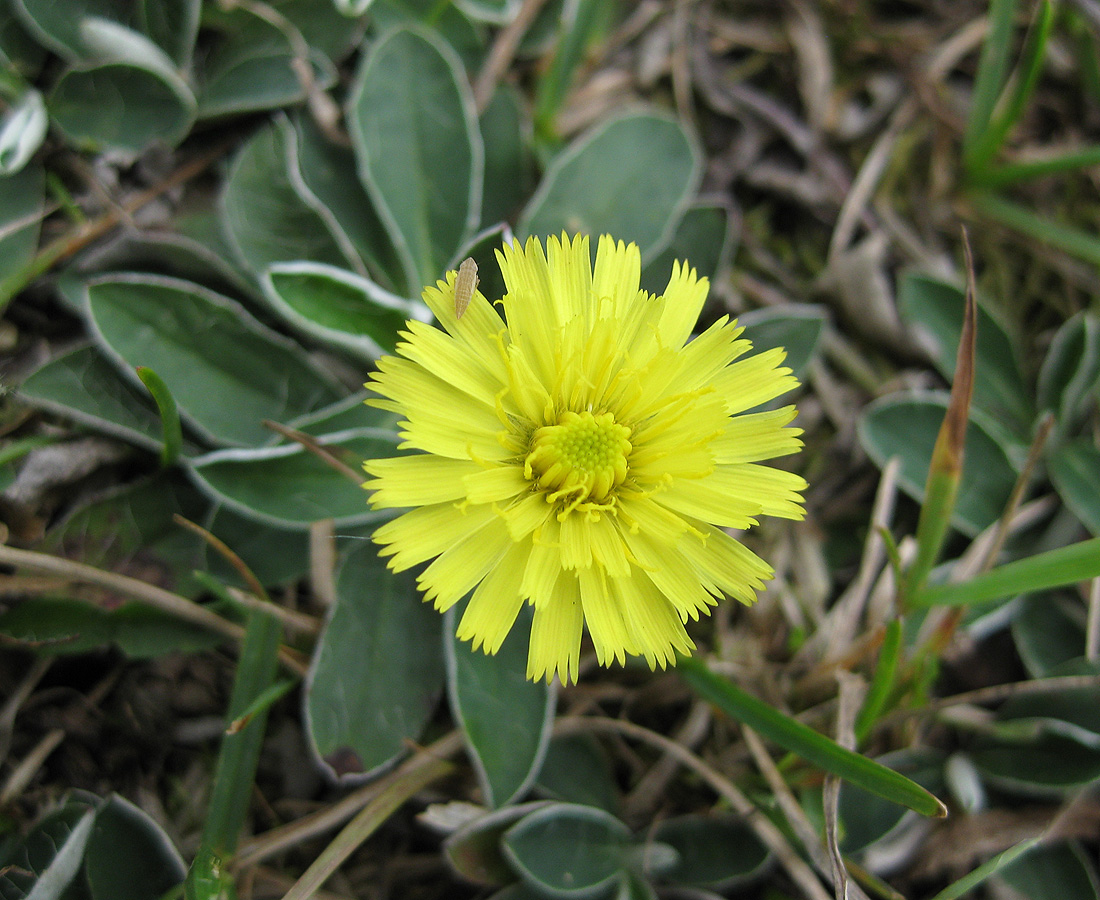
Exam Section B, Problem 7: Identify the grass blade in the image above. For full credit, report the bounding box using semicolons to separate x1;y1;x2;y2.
974;194;1100;267
970;144;1100;190
928;838;1039;900
966;0;1055;174
904;244;977;605
963;0;1020;167
136;365;183;467
185;606;283;899
915;538;1100;608
677;655;947;818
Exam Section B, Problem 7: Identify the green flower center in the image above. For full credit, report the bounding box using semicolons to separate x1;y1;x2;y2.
525;410;632;506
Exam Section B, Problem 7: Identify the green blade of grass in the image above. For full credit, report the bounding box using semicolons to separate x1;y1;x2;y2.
966;0;1055;175
928;838;1040;900
677;655;947;818
904;247;977;605
963;0;1021;166
972;144;1100;189
855;619;903;743
974;194;1100;267
533;0;607;143
136;365;183;467
281;751;454;900
915;538;1100;608
187;605;283;892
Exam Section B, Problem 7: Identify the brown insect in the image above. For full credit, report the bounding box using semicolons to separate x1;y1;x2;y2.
454;257;478;319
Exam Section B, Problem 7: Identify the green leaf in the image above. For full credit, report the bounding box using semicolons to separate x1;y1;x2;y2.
84;795;186;900
291;114;406;294
1038;312;1100;437
367;0;485;71
652;815;770;889
1049;440;1100;537
987;660;1100;737
348;25;482;288
965;0;1054;176
678;655;947;817
858;392;1019;536
203;505;313;589
519;112;700;261
196;7;335;118
445;602;556;808
998;842;1100;900
640;203;733;296
972;734;1100;793
10;0;134;60
838;748;946;854
503;803;633;900
535;734;618;814
305;541;445;779
261;261;419;360
136;0;200;66
456;0;523;24
0;799;97;900
292;392;399;437
188;428;397;529
39;472;210;596
1012;594;1088;678
221;119;351;277
83;275;343;448
0;162;44;289
916;538;1100;608
267;0;368;64
479;86;534;230
76;229;257;300
898;272;1032;434
443;801;554;887
47;20;196;153
0;596;223;658
0;87;46;175
19;345;166;453
739;305;827;381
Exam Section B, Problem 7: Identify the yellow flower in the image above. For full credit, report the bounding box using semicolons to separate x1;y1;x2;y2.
364;234;805;684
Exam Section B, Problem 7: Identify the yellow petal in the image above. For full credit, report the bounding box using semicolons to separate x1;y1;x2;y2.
614;575;694;669
706;464;807;519
656;260;709;349
679;524;773;605
373;502;498;571
712;347;800;414
455;541;529;654
527;574;583;683
421;271;508;360
464;465;529;504
654;477;763;530
418;519;514;611
398;319;507;407
592;235;642;322
619;526;718;620
577;566;634;666
712;407;803;463
364;456;483;507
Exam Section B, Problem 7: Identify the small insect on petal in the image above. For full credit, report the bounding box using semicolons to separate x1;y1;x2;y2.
454;257;478;319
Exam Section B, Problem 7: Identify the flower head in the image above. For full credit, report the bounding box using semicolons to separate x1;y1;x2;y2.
364;234;805;683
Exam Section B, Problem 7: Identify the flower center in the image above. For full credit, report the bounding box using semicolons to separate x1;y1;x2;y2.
525;410;632;506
